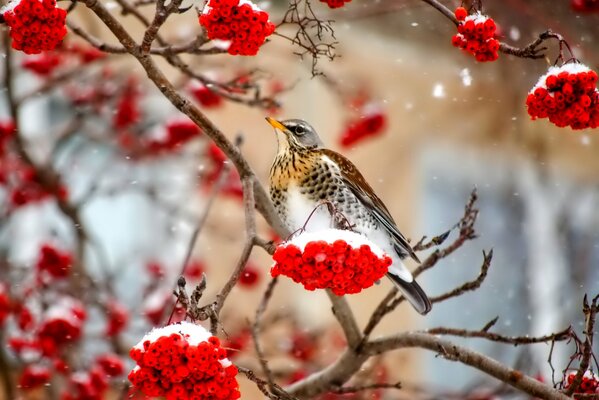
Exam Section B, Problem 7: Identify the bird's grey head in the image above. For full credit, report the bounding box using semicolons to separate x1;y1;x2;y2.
266;117;323;151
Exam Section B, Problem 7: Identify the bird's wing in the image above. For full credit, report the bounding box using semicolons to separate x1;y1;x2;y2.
321;149;421;263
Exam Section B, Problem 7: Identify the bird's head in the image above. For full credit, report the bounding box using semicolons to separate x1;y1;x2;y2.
266;117;323;152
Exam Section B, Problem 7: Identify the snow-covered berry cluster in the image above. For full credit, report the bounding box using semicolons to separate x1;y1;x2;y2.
451;9;499;62
128;322;240;399
339;105;387;148
571;0;599;13
564;371;599;395
37;298;86;354
36;244;72;280
199;0;275;56
271;229;392;296
105;300;129;337
526;63;599;129
19;365;51;389
2;0;67;54
319;0;351;9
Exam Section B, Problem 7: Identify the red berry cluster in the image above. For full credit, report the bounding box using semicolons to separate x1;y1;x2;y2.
526;64;599;129
271;238;392;296
451;9;499;62
9;166;68;207
2;0;67;54
96;353;125;377
105;300;129;337
61;357;123;400
128;324;240;399
199;0;275;56
571;0;599;13
113;79;140;129
19;365;51;389
190;83;223;108
339;108;387;148
319;0;351;9
38;299;86;353
22;52;62;75
36;244;72;280
564;371;599;395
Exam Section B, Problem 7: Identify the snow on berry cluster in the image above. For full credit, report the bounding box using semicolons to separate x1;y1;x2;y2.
319;0;351;9
451;8;500;62
38;298;86;353
564;371;599;395
526;63;599;129
199;0;275;56
271;229;392;296
2;0;67;54
128;322;241;399
339;104;387;148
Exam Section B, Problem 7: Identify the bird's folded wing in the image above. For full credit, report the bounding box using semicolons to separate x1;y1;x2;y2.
321;149;420;263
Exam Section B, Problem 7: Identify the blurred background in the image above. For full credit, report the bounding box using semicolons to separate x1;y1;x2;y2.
1;0;599;398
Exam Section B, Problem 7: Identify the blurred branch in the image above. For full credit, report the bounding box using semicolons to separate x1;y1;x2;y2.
251;277;279;391
365;333;570;400
427;325;573;346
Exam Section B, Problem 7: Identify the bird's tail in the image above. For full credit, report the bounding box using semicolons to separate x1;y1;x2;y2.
386;270;432;315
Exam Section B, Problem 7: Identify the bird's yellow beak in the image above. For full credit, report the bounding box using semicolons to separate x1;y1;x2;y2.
265;117;286;132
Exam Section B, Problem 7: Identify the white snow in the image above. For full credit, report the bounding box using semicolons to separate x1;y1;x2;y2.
464;12;489;25
202;0;264;15
43;297;84;325
0;0;24;14
432;83;446;98
285;228;387;258
460;68;472;87
133;321;232;367
530;63;594;93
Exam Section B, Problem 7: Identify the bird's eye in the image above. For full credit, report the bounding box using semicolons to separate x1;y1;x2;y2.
294;125;306;135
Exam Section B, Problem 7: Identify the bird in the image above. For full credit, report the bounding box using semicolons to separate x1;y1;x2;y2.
266;117;432;315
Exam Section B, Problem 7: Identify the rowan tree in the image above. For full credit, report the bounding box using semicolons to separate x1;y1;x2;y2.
0;0;597;399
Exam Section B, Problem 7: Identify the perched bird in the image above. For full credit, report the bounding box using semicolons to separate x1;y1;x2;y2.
266;117;431;315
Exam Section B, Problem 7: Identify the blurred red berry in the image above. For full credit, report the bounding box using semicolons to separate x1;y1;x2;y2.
184;260;205;280
106;301;129;336
22;52;62;75
96;354;125;377
19;365;51;389
36;244;72;279
571;0;599;12
239;264;260;287
190;83;223;108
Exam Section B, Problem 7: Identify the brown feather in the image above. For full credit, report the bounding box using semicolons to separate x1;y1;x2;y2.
320;148;421;263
